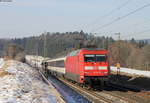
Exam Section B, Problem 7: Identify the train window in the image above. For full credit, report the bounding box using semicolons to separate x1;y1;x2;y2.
96;55;106;62
84;54;107;62
84;55;95;62
48;60;64;67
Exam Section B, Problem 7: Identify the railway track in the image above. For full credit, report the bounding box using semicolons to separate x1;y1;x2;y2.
39;69;116;103
107;91;150;103
59;78;113;103
39;70;90;103
39;69;150;103
28;61;150;103
106;82;150;103
58;78;141;103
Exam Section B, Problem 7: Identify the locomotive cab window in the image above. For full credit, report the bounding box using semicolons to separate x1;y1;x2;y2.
84;54;107;62
84;55;95;62
96;55;106;62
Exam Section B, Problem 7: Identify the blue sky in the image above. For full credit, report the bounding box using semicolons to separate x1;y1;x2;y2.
0;0;150;39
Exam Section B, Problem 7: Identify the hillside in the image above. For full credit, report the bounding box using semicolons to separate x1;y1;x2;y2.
0;31;114;58
0;31;149;71
142;39;150;44
136;39;150;44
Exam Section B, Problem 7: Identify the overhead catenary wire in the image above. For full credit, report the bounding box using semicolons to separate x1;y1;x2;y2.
82;0;132;30
119;29;150;40
125;29;150;37
131;18;150;27
90;2;150;33
135;29;150;35
85;0;132;28
118;18;150;39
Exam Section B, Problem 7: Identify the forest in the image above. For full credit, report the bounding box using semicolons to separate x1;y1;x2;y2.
0;31;149;71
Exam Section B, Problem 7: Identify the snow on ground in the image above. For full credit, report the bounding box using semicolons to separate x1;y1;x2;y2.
0;60;64;103
111;66;150;78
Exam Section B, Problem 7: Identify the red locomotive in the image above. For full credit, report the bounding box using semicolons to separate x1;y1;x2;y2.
65;48;109;87
42;48;110;89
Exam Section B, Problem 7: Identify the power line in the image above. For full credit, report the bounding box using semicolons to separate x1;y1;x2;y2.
81;0;132;30
132;18;150;27
120;29;150;39
128;29;150;37
91;2;150;33
136;29;150;34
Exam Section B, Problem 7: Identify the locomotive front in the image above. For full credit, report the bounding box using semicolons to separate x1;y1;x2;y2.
65;48;110;88
82;49;110;87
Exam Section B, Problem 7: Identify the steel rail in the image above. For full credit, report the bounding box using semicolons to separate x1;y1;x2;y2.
27;61;149;103
59;78;112;103
106;82;150;103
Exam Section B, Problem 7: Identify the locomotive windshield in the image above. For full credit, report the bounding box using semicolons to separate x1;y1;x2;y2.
84;55;95;62
84;54;106;62
95;55;106;62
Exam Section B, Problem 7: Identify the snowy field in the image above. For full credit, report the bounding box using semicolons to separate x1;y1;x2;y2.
0;59;64;103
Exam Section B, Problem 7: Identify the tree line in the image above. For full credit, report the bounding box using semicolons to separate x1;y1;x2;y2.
0;31;149;70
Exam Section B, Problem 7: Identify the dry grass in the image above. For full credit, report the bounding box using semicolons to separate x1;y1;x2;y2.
4;44;25;62
0;62;10;77
0;71;10;77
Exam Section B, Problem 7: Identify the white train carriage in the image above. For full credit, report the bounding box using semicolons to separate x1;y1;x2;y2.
44;57;66;76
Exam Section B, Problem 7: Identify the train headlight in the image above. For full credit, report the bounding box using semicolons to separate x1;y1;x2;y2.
98;66;107;70
85;66;93;70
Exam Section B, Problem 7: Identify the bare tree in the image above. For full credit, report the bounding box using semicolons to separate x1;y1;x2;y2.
4;44;25;62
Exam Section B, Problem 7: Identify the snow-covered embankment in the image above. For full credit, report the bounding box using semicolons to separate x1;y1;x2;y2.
0;59;64;103
111;66;150;78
